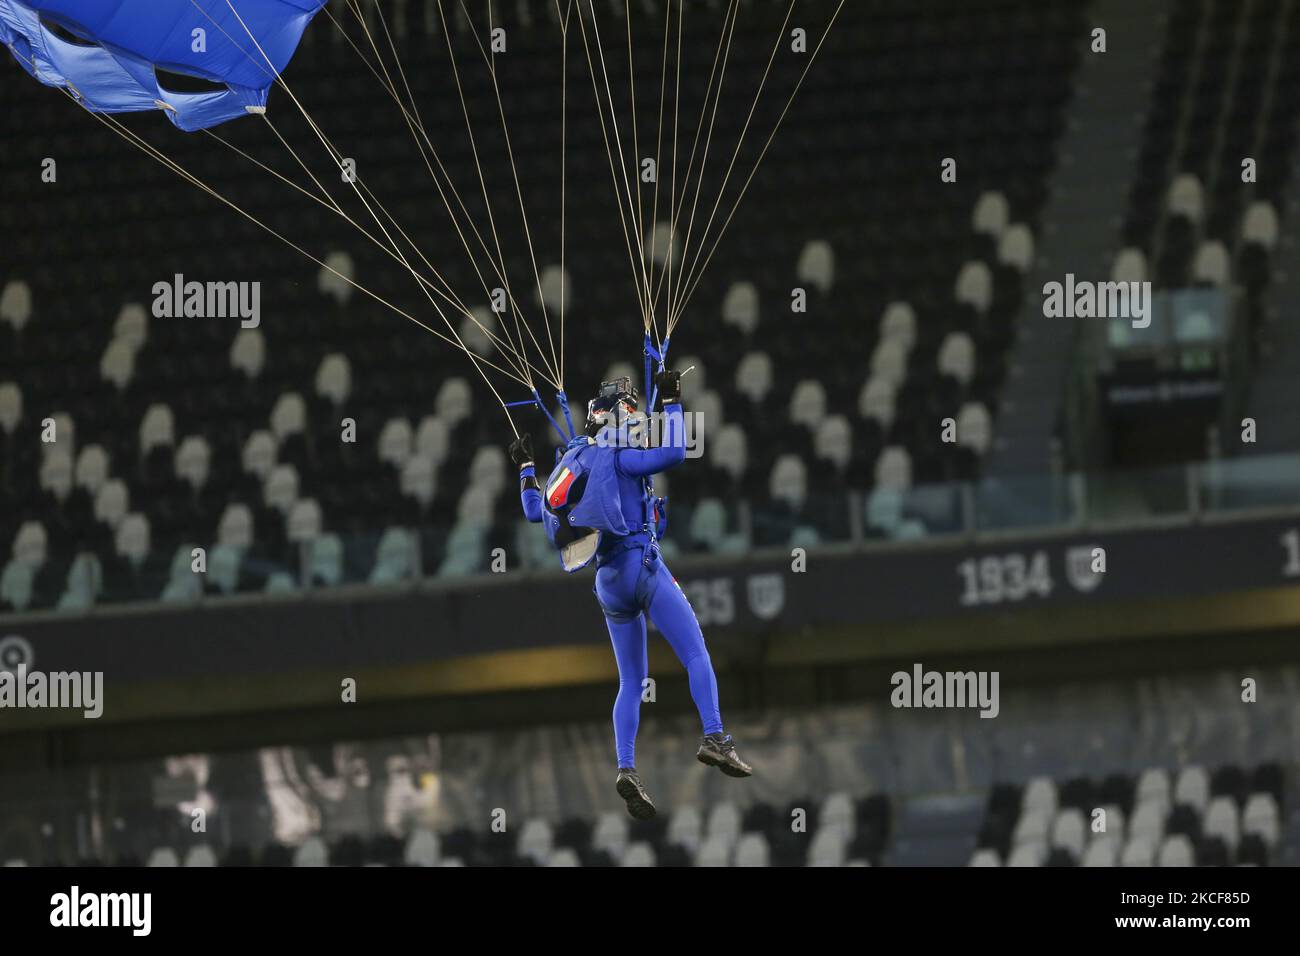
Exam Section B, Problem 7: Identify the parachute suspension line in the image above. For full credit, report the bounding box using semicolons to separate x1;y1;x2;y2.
353;0;423;134
650;0;686;353
327;0;541;372
573;1;651;324
340;0;547;386
434;0;559;390
504;0;582;450
583;1;654;323
221;0;559;394
255;114;537;384
191;5;544;390
670;0;848;333
336;0;504;307
555;0;577;388
460;0;563;391
178;0;275;86
210;2;549;406
624;0;649;328
40;78;531;401
322;4;546;385
192;4;488;346
645;0;721;325
666;0;740;330
200;1;551;417
259;63;547;393
643;0;675;346
502;33;580;449
200;125;521;375
669;0;798;329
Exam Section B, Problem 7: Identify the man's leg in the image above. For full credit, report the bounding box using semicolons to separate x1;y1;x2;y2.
645;562;722;735
646;561;752;777
603;609;657;819
603;609;648;769
596;553;658;819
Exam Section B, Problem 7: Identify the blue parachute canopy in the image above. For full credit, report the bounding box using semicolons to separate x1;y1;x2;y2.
0;0;325;131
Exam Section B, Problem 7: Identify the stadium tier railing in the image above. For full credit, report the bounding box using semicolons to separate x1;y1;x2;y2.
9;451;1300;614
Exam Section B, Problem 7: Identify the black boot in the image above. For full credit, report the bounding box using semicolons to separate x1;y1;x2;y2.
615;767;657;820
696;732;753;778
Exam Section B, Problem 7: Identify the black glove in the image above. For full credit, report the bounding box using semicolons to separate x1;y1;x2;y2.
508;433;534;468
655;368;682;405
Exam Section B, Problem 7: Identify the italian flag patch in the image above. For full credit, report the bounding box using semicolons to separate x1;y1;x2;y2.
547;467;577;508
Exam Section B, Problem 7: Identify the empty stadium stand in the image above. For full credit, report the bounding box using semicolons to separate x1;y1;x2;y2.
0;0;1090;611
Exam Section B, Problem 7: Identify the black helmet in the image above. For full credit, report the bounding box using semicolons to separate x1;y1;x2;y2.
586;376;638;435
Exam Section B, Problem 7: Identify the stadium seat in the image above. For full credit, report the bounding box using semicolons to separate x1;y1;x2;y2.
722;281;759;335
1173;765;1210;815
807;827;847;867
796;239;835;294
694;834;731;867
591;812;629;860
1158;834;1194;867
379;418;414;469
517;819;553;865
1006;841;1047;867
972;191;1009;238
404;828;441;867
1081;838;1119;867
666;806;703;854
147;847;180;867
184;845;217;867
734;833;771;868
293;837;328;867
621;842;656;867
1241;793;1280;847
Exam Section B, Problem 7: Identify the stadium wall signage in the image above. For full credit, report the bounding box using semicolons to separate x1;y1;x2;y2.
7;513;1300;687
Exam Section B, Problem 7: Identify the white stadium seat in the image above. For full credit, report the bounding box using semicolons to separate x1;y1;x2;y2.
315;353;352;406
768;455;807;509
0;382;21;435
796;238;836;294
230;328;266;379
880;300;917;351
270;393;307;442
1167;173;1204;222
242;430;277;481
94;480;130;529
1173;765;1210;814
972;190;1009;237
378;418;414;468
722;281;759;335
997;222;1035;272
113;302;149;352
139;405;176;455
735;352;773;403
954;260;992;313
0;279;33;330
115;513;151;564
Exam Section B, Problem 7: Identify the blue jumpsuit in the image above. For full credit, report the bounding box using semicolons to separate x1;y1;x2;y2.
519;403;723;768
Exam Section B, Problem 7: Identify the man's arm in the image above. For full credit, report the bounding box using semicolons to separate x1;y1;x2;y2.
510;434;545;523
616;370;687;478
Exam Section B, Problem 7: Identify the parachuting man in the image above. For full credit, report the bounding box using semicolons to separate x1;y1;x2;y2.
509;369;752;819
